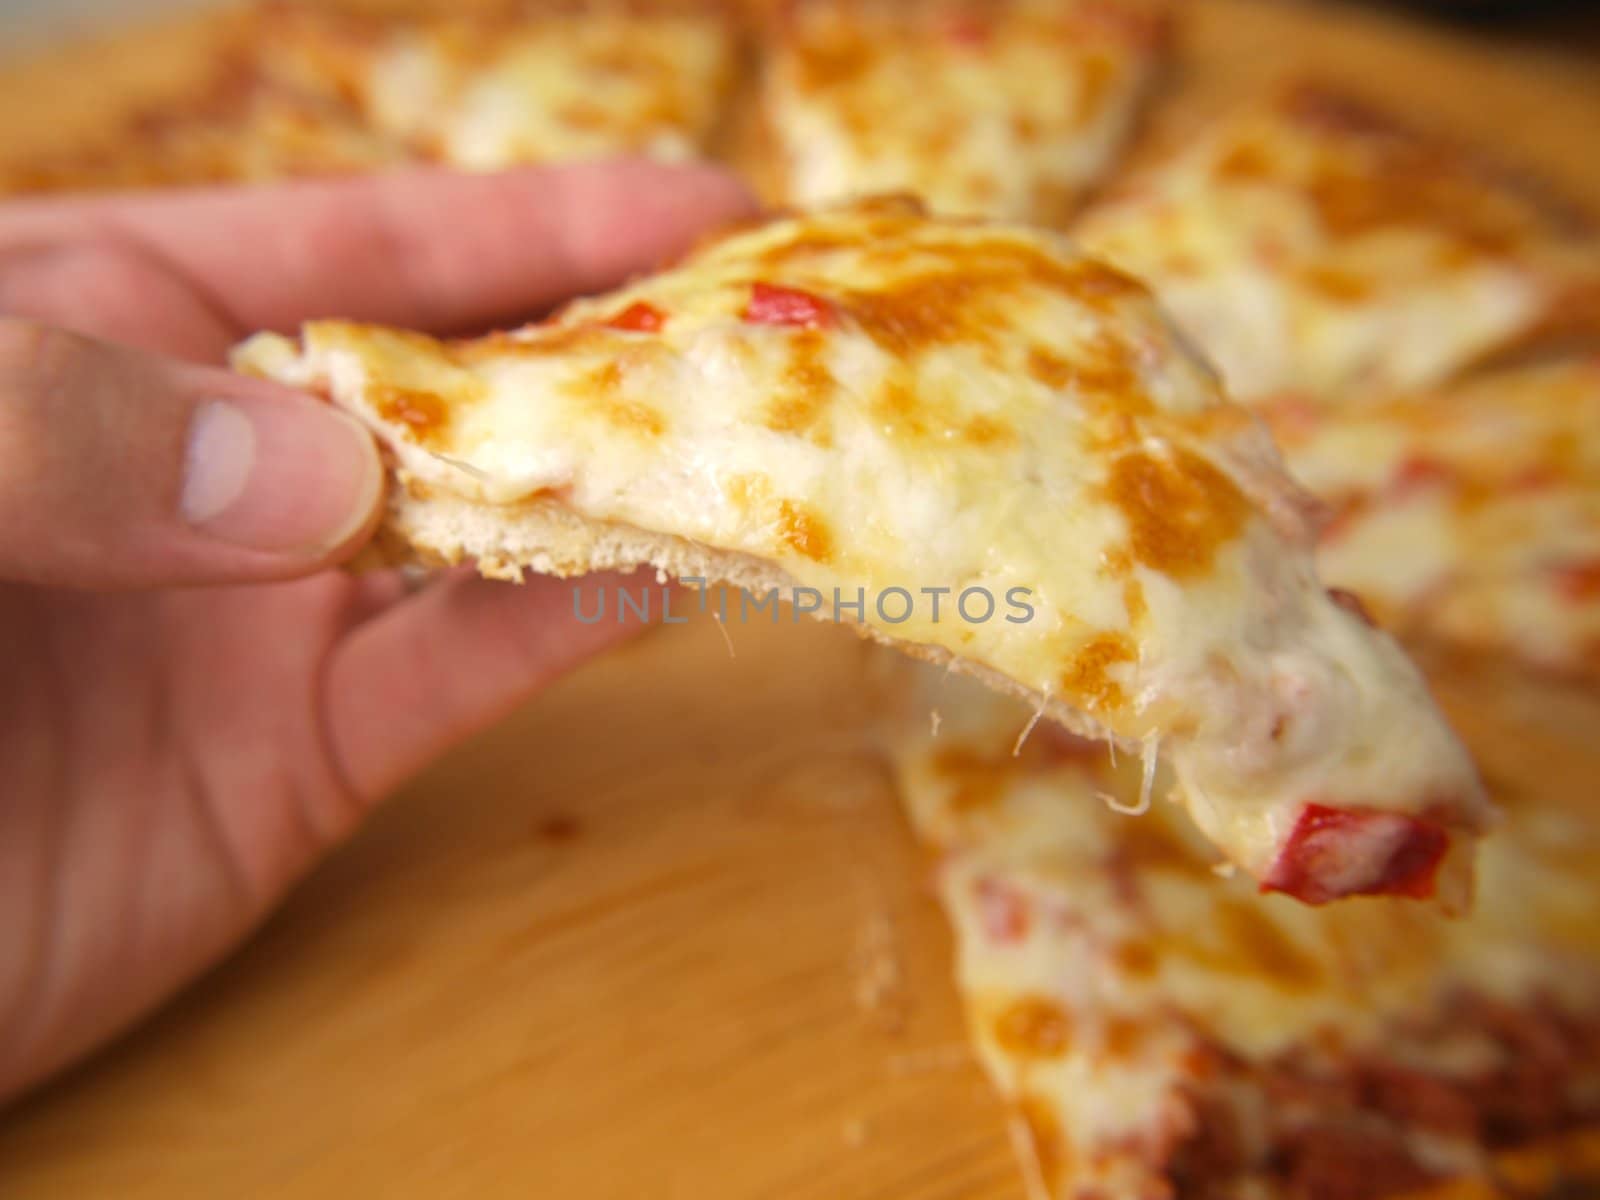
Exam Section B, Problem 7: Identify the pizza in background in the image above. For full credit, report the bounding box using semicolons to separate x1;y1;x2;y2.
0;0;739;193
1263;358;1600;683
888;662;1600;1199
758;0;1170;222
1076;84;1600;402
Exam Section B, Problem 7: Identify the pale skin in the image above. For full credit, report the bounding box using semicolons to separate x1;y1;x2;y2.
0;160;755;1103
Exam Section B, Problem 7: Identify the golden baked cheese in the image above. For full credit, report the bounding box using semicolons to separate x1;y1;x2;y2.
1264;359;1600;681
261;0;738;170
889;664;1600;1199
0;0;737;193
1076;84;1600;402
761;0;1170;222
237;197;1490;904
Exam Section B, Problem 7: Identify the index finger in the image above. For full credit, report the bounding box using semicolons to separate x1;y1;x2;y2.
0;159;757;336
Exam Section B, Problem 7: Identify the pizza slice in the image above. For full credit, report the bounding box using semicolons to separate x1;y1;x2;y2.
1074;83;1600;402
888;660;1600;1199
1262;359;1600;682
236;196;1490;904
0;0;738;194
257;0;739;171
757;0;1170;222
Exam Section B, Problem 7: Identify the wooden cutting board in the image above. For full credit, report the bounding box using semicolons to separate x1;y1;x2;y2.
1;3;1598;1197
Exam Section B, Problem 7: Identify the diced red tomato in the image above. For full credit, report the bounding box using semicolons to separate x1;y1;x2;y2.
743;282;836;330
603;301;666;333
1261;803;1450;905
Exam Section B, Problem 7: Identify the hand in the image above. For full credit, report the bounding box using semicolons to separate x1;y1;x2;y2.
0;162;754;1102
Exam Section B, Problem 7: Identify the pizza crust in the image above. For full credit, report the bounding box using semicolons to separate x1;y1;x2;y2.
374;472;1136;750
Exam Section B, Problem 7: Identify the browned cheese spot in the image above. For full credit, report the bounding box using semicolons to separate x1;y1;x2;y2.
793;28;874;92
1052;256;1150;315
993;995;1074;1059
764;330;835;443
1030;180;1082;226
752;204;926;273
1215;137;1276;182
961;414;1013;447
725;472;772;515
1106;447;1251;578
1027;347;1076;389
1123;577;1149;627
1299;264;1375;303
1114;940;1159;978
601;397;666;438
844;245;1146;363
1084;334;1147;405
1011;112;1043;145
1059;631;1134;711
1031;333;1145;409
776;499;834;562
870;375;930;439
934;746;1011;814
584;361;666;438
1074;51;1115;125
1100;1014;1146;1061
371;384;451;446
847;273;993;359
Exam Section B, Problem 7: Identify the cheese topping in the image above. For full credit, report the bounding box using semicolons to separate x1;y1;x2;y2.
288;3;737;169
1076;85;1600;401
0;1;736;193
762;0;1169;222
890;668;1600;1198
237;197;1490;898
1264;360;1600;680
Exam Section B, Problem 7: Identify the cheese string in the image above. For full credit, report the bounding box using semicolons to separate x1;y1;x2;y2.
1010;688;1052;757
1102;733;1161;816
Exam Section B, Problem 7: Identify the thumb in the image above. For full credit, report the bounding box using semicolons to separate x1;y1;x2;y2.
0;318;382;588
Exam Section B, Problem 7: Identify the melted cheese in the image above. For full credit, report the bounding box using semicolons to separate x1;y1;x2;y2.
1264;360;1600;680
890;667;1600;1198
237;197;1490;896
1076;85;1600;402
762;0;1168;222
303;4;737;169
0;1;735;194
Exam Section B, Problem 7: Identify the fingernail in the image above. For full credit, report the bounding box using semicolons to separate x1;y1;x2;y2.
182;395;381;556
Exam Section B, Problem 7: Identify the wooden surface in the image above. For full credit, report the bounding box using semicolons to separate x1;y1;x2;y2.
2;2;1600;1197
